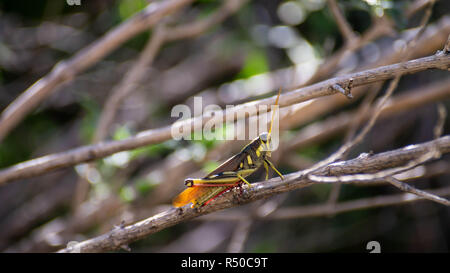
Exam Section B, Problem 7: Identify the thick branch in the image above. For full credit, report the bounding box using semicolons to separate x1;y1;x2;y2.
58;136;450;253
200;186;450;221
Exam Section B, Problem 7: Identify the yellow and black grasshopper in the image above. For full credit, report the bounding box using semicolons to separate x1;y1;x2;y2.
172;89;284;208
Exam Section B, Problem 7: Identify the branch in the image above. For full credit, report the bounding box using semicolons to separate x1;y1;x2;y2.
309;157;450;206
0;0;195;142
93;25;166;143
200;186;450;221
303;15;393;85
283;78;450;152
0;52;448;186
385;177;450;206
434;102;447;139
280;16;449;130
58;136;450;253
327;0;358;44
406;0;437;18
164;0;247;42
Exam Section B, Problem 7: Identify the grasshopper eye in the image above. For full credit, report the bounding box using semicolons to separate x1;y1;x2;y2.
184;179;194;187
260;132;269;142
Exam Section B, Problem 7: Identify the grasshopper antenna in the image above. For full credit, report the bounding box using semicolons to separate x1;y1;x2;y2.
264;87;284;180
268;87;282;140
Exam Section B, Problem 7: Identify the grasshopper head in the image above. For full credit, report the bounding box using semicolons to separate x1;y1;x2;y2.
259;132;269;143
184;179;194;187
259;132;272;156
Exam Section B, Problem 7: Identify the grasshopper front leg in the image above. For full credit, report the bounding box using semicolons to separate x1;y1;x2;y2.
264;159;285;180
263;161;270;180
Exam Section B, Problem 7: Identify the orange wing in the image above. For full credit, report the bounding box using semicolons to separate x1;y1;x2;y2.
172;187;212;208
172;182;241;208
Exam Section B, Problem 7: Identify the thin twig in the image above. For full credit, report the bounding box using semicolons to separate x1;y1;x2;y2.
226;219;252;253
326;183;341;207
94;26;167;143
385;177;450;206
433;103;447;139
327;0;358;44
303;15;393;85
406;0;437;18
302;75;401;178
165;0;247;42
307;148;440;184
343;84;382;143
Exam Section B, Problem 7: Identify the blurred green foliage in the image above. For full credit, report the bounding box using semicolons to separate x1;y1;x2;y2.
79;95;101;143
118;0;147;20
202;160;221;174
0;113;58;167
236;48;269;79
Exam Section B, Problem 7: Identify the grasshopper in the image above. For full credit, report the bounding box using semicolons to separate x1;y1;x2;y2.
172;89;284;208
